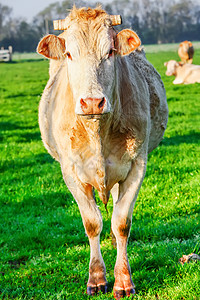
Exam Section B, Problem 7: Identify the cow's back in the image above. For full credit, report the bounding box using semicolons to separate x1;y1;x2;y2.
180;64;200;84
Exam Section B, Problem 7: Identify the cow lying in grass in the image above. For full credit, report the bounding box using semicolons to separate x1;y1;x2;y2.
164;60;200;84
37;6;168;299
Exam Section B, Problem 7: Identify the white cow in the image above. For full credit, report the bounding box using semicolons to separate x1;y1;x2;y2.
164;60;200;84
37;6;168;299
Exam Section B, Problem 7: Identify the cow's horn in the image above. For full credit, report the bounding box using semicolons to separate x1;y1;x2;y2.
53;16;70;30
110;15;122;26
53;14;122;30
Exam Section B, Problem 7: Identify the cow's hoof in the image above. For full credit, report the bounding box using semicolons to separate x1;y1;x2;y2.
98;284;108;294
125;288;135;297
87;284;107;296
114;288;135;299
114;289;125;299
87;286;97;296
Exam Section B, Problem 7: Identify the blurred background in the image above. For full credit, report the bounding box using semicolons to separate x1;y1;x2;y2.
0;0;200;54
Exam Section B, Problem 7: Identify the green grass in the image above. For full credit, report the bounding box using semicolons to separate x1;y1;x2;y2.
0;47;200;300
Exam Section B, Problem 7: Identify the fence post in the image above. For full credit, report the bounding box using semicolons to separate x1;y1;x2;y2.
8;46;13;61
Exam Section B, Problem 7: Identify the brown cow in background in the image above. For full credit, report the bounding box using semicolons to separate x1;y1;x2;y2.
178;41;194;64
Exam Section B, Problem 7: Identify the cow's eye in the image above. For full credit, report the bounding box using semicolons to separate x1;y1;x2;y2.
101;49;114;62
109;49;113;57
66;52;72;60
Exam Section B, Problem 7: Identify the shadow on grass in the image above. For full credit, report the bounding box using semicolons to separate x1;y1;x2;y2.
5;91;41;98
27;191;74;209
10;58;46;63
0;120;41;143
0;61;17;64
167;96;180;102
161;132;200;146
17;131;41;143
1;131;41;143
0;121;38;131
0;153;54;172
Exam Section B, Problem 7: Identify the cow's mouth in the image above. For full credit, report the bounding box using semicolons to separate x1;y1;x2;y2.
79;113;109;120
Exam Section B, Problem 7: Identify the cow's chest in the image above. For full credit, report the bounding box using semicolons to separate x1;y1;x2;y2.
70;125;138;193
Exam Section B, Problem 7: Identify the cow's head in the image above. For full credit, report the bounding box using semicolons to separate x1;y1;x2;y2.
164;60;180;76
37;7;141;117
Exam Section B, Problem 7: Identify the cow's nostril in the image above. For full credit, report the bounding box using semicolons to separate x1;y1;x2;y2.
80;97;106;115
98;97;105;109
80;98;88;109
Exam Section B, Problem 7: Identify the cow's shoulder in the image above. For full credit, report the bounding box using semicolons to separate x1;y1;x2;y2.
131;49;166;118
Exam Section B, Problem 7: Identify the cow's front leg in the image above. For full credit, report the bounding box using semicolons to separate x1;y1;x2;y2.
62;172;107;295
111;154;147;299
87;235;107;295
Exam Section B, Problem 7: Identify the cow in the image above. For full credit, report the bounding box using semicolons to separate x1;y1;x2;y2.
178;41;194;64
37;6;168;299
164;60;200;84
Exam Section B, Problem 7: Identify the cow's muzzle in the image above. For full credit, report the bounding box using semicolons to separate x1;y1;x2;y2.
79;97;106;115
165;71;173;76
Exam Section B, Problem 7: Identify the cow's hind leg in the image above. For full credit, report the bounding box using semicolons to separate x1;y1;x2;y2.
63;174;107;295
111;154;147;299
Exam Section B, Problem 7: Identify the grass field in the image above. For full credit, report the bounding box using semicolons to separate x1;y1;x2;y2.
0;46;200;299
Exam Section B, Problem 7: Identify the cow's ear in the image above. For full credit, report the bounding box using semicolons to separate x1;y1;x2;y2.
37;34;66;60
115;29;141;56
164;62;168;66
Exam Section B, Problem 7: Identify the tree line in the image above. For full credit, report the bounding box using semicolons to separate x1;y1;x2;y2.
0;0;200;52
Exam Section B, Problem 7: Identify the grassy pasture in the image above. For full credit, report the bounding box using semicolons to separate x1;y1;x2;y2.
0;46;200;299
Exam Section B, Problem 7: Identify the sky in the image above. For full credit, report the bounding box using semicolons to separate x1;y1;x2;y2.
1;0;108;22
2;0;200;22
